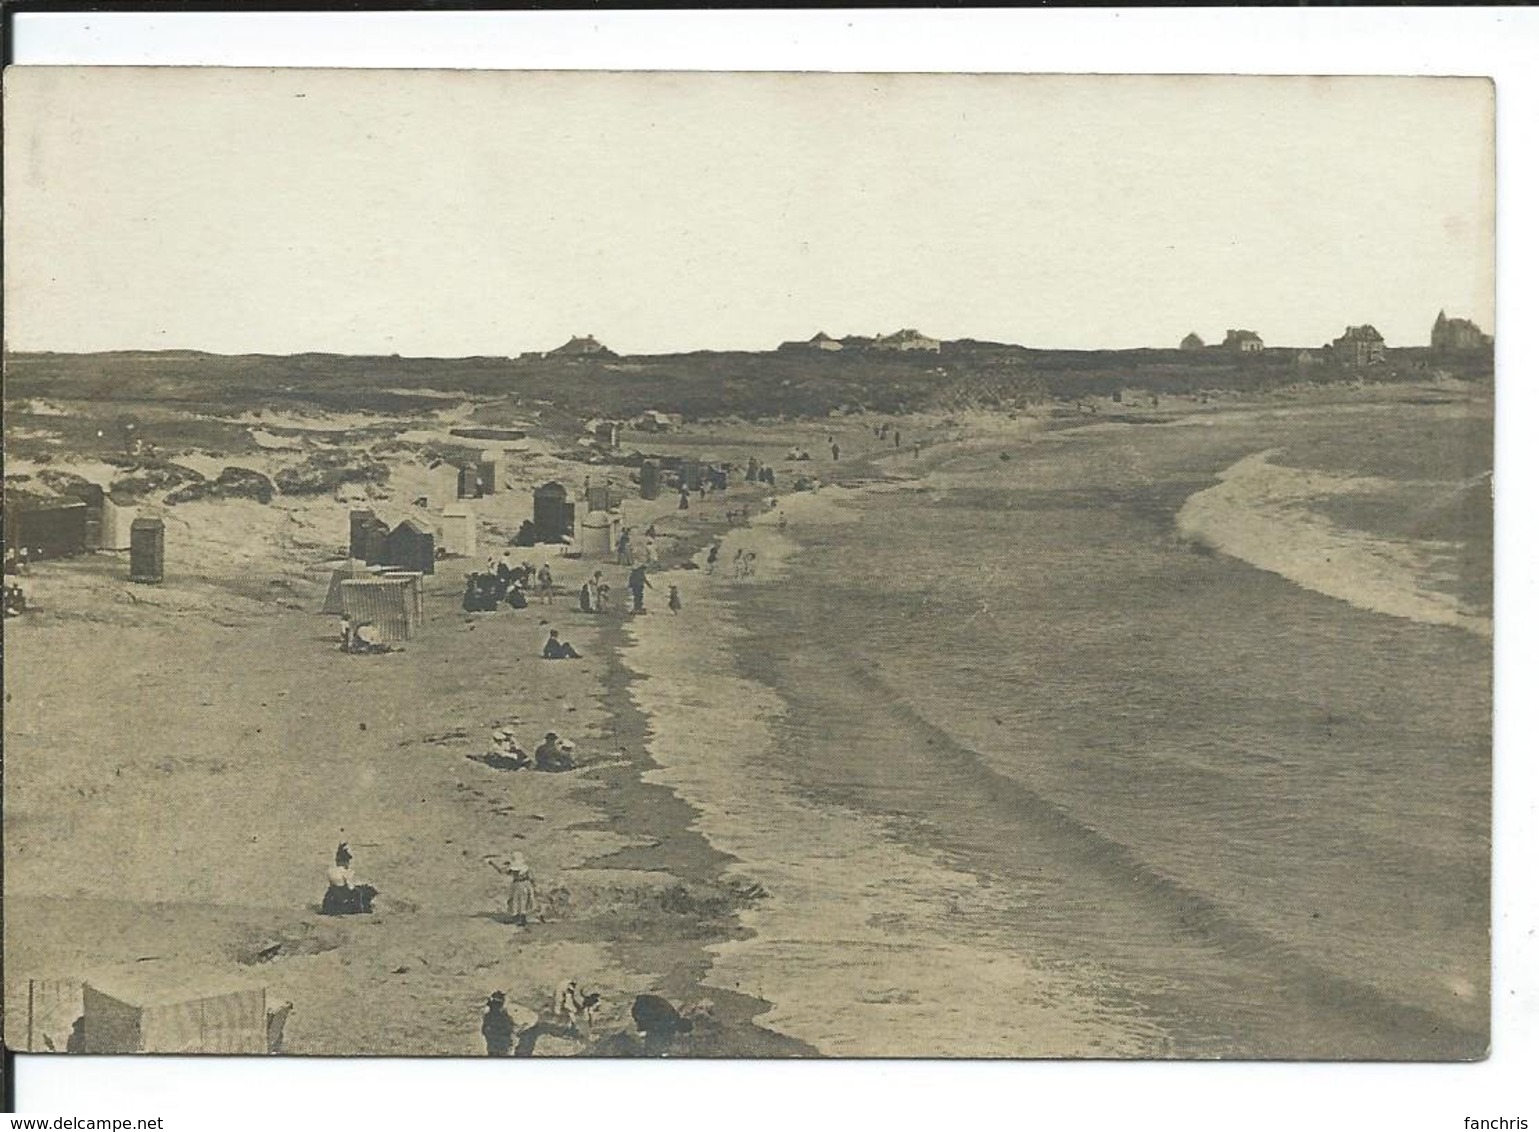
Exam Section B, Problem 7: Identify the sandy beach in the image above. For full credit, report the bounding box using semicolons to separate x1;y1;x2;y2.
4;383;1491;1058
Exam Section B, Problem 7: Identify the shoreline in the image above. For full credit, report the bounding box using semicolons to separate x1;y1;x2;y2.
4;383;1492;1058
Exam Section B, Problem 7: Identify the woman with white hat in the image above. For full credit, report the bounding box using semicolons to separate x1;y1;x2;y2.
500;852;536;927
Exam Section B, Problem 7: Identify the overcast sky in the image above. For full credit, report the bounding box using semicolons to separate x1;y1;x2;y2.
3;68;1494;356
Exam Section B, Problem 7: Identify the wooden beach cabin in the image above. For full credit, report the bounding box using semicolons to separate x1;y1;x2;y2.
3;497;89;561
100;498;137;551
439;504;477;558
638;461;661;500
580;511;614;559
478;450;501;494
128;516;165;583
385;519;436;575
349;509;377;561
532;482;575;543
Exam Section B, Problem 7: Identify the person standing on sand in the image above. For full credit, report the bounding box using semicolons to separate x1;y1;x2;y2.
705;542;720;574
668;584;682;614
894;429;902;448
628;564;654;613
482;992;515;1056
616;529;632;566
831;442;840;462
537;563;554;604
678;487;690;510
497;852;536;927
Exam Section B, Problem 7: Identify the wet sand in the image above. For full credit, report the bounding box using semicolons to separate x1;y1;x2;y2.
4;385;1491;1058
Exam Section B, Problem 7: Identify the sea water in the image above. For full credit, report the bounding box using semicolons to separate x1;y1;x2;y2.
621;400;1491;1058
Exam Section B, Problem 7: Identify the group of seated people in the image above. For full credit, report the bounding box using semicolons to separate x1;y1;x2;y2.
463;555;536;613
3;582;27;618
474;728;578;773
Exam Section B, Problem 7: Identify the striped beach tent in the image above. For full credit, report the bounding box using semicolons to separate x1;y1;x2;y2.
320;562;374;615
340;578;414;643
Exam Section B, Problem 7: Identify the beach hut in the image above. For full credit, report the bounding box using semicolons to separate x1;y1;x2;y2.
580;511;614;560
439;504;477;558
532;482;574;543
358;516;391;566
381;571;426;627
19;978;84;1052
349;509;378;560
385;519;435;575
340;578;414;642
4;498;89;561
478;451;501;494
586;483;614;513
128;516;165;583
638;461;661;501
78;969;272;1054
457;466;484;500
100;499;137;551
681;460;704;492
70;483;106;550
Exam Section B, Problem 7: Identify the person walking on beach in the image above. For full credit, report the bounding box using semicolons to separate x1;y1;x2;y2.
628;564;654;613
482;992;515;1056
496;852;537;927
732;549;745;579
644;536;658;565
537;563;554;604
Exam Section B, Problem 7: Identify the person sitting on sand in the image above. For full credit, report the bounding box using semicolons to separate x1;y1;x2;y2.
344;619;394;654
543;629;581;660
482;991;515;1056
535;732;577;772
631;994;694;1056
321;843;378;916
479;728;532;771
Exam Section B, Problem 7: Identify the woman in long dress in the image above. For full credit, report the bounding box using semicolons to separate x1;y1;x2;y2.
504;853;536;927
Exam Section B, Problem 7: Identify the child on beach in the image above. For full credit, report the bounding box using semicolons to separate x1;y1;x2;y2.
495;853;536;927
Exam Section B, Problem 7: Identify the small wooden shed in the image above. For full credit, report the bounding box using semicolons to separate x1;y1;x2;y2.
580;511;614;559
532;482;575;543
385;518;435;575
128;516;165;583
439;504;477;558
638;461;661;500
